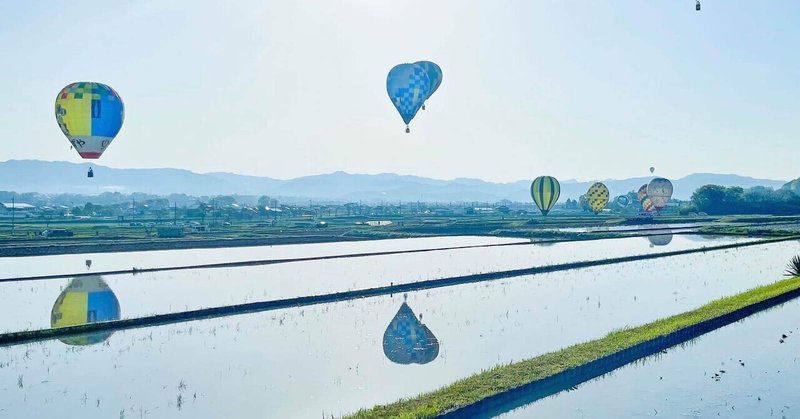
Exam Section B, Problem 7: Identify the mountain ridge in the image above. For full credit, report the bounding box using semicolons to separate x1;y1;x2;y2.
0;160;789;202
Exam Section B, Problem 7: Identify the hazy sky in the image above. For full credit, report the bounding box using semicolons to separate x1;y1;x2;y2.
1;1;798;182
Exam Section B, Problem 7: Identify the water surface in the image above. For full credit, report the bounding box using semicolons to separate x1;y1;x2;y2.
0;240;795;418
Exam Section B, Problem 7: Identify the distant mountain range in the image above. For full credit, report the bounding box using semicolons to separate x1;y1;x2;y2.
0;160;789;203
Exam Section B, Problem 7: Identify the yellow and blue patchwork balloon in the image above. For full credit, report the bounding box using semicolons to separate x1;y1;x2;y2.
55;82;124;159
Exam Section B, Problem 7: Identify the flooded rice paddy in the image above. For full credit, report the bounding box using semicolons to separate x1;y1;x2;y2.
0;236;796;418
0;235;755;333
1;236;523;279
502;296;800;418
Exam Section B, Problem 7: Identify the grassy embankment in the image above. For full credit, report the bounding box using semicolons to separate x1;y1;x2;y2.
348;275;800;419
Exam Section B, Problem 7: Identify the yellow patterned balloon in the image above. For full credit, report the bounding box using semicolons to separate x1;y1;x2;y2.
586;182;609;214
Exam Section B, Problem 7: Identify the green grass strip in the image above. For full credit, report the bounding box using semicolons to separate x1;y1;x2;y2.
348;275;800;419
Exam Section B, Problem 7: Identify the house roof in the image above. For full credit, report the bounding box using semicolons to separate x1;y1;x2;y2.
1;202;34;209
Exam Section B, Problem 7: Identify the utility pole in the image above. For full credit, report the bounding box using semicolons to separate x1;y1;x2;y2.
132;198;135;223
174;202;178;225
11;197;15;236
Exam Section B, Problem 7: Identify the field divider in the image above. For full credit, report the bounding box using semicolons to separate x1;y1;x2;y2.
350;276;800;418
0;230;764;283
0;235;796;347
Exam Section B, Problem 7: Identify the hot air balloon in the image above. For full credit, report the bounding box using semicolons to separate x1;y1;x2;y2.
647;178;673;211
615;195;630;207
55;82;124;176
586;182;609;214
649;167;655;174
530;176;560;215
637;184;649;202
51;276;121;346
383;302;439;365
386;64;430;133
641;197;656;213
414;61;442;110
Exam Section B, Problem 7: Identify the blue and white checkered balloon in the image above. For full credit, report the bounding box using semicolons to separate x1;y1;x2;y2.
414;61;442;106
386;63;431;131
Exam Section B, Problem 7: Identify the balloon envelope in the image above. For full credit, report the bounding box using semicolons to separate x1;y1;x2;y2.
51;276;121;346
383;302;439;365
615;195;630;207
650;166;655;174
530;176;560;215
414;61;443;100
641;197;656;213
647;178;674;210
55;82;124;159
637;184;649;202
386;64;430;126
586;182;609;214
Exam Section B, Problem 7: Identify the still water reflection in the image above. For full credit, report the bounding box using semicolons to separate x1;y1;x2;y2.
646;231;673;247
1;241;797;418
50;276;121;346
383;301;439;365
0;235;757;334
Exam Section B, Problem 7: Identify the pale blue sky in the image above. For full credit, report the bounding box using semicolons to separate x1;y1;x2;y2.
0;1;798;182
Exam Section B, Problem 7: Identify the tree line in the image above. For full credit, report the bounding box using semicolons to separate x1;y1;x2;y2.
687;185;800;215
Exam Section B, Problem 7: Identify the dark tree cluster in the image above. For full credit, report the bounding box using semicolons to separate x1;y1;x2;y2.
689;185;800;215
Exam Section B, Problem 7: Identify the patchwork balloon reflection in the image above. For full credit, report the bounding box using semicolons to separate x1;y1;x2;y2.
50;276;121;346
383;301;439;365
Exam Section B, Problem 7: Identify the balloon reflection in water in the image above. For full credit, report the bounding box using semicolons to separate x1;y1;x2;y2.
383;302;439;365
647;232;674;247
50;276;121;346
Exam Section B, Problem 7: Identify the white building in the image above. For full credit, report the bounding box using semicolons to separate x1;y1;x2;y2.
0;202;35;218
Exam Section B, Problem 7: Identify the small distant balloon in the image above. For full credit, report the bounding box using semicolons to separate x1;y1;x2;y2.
413;61;442;110
530;176;560;216
586;182;610;214
386;64;430;133
649;167;655;174
615;195;630;207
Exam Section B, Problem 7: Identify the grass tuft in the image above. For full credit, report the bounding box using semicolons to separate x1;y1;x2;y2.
785;255;800;277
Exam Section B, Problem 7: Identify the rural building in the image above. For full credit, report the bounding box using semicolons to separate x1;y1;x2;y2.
0;202;35;218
